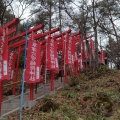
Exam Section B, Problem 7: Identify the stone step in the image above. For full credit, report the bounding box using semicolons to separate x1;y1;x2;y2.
24;100;37;110
8;95;15;100
1;78;63;116
0;117;7;120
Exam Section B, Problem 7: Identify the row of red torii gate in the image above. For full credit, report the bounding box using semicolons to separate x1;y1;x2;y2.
0;18;105;112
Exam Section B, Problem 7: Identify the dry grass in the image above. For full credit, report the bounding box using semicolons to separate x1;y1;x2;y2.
7;67;120;120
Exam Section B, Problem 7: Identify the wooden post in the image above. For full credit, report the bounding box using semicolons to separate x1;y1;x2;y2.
30;83;34;100
50;71;54;91
12;47;21;95
65;66;68;84
0;81;3;115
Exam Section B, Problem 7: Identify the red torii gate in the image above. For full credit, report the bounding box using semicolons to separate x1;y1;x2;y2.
0;18;103;115
9;28;72;97
7;19;73;100
9;28;55;94
1;18;85;96
0;18;20;114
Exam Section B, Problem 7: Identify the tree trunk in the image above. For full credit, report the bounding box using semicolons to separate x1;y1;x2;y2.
92;0;99;69
59;0;62;33
49;0;52;31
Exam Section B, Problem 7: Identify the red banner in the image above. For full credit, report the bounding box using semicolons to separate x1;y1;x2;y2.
25;40;41;83
41;49;46;64
72;36;78;63
0;41;3;80
8;51;16;80
65;36;74;66
100;50;105;64
0;29;9;80
80;39;85;70
83;40;89;60
62;36;65;60
79;55;85;70
47;37;59;71
3;36;9;79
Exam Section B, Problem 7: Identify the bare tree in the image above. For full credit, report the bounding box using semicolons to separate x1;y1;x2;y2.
0;0;14;25
11;0;33;20
92;0;99;69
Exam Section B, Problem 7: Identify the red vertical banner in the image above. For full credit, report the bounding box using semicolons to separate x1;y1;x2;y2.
54;40;59;71
62;36;68;84
79;54;84;70
89;39;95;58
100;50;105;64
80;39;85;70
72;36;78;63
25;40;41;83
2;35;9;80
0;28;9;80
8;51;16;80
0;34;3;80
62;36;65;60
41;49;46;66
47;37;59;71
65;36;74;66
83;40;89;60
41;50;45;62
71;36;78;76
40;49;46;84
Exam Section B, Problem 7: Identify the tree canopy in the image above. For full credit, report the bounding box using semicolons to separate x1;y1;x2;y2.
0;0;120;69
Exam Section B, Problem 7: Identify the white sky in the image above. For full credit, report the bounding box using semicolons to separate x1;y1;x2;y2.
10;0;119;49
11;0;31;21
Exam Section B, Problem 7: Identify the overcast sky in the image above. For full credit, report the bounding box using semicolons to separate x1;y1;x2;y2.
11;0;31;21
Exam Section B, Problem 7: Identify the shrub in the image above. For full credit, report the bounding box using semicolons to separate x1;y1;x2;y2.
69;75;80;87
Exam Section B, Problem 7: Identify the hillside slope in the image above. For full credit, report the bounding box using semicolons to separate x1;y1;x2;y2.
7;67;120;120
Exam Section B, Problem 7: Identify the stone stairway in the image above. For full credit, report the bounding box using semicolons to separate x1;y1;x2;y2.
1;78;64;117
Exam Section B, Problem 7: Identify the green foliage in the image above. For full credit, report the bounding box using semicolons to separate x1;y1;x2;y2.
62;89;75;99
43;95;50;102
64;85;71;90
88;65;110;79
7;69;120;120
74;83;85;91
61;106;79;120
66;65;71;75
97;65;110;74
39;97;59;112
79;74;89;81
85;112;111;120
83;92;92;101
92;92;113;117
95;89;120;102
69;75;80;87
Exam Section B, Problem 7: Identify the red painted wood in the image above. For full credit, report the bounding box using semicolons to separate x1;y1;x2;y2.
30;83;34;100
4;18;19;28
8;28;59;48
8;24;44;42
8;28;16;36
12;47;21;95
